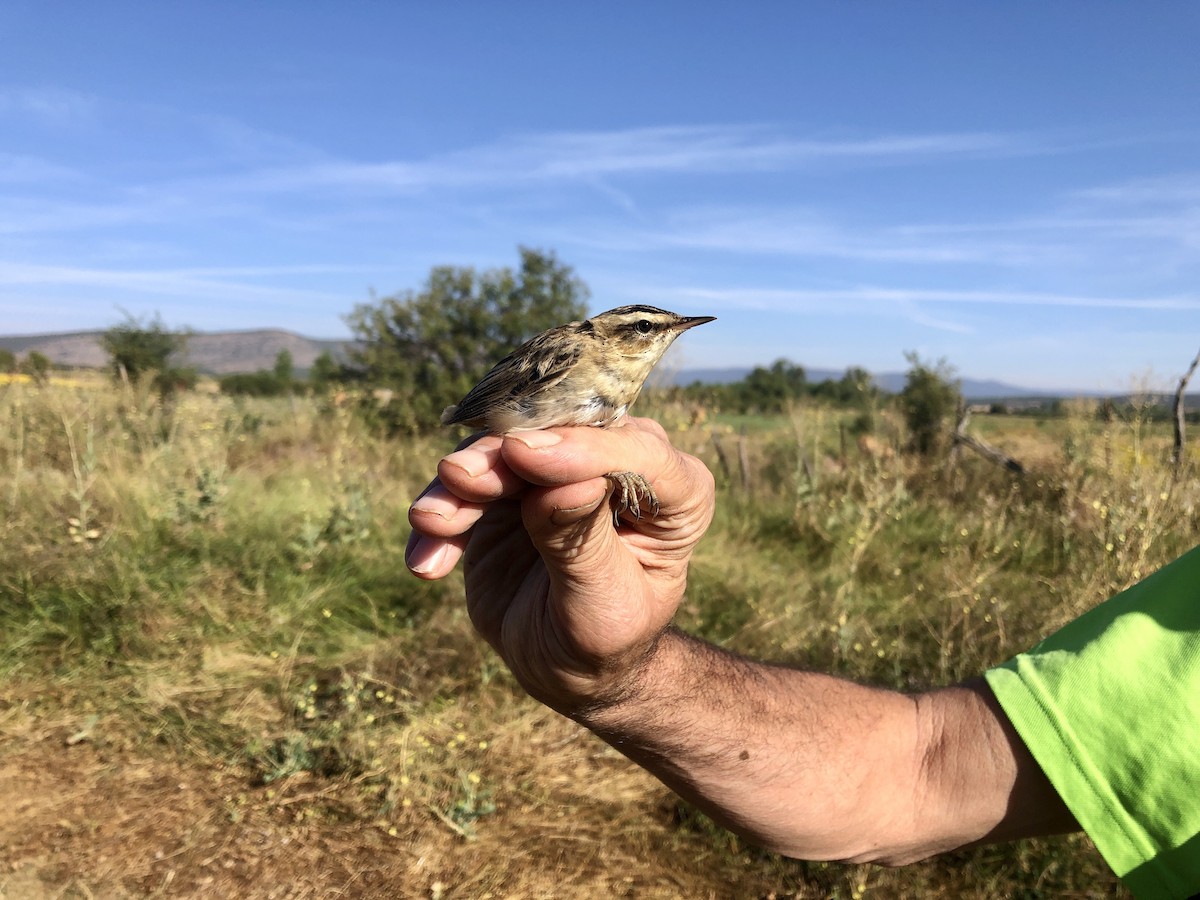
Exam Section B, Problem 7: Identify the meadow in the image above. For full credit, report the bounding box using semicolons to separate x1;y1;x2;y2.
2;375;1196;898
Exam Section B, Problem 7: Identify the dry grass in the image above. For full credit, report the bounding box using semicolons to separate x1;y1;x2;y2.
4;379;1194;897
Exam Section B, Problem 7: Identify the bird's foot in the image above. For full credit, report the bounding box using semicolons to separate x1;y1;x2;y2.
606;471;659;524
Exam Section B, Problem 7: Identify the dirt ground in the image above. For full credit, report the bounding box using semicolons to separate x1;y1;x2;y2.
0;718;763;899
2;734;412;898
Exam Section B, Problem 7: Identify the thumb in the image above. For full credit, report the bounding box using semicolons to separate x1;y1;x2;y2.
522;476;622;575
520;477;657;659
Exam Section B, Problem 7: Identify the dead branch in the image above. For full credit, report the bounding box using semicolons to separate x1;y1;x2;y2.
1173;346;1200;468
948;401;1025;475
710;432;733;486
947;400;969;471
736;429;752;493
953;431;1025;475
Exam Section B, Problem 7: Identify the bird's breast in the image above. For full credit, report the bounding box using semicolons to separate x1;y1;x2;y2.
497;394;625;431
483;359;642;432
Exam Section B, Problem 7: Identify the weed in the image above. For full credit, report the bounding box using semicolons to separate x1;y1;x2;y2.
1;382;1169;897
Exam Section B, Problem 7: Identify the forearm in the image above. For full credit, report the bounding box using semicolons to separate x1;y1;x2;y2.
414;426;1077;861
573;627;1076;864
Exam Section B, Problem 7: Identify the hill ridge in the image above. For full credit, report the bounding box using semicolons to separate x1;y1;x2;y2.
0;328;1190;400
0;328;346;375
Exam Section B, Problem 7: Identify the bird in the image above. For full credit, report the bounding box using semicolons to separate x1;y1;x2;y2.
441;304;715;521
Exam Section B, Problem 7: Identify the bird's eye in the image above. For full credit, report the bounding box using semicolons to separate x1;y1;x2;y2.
635;320;653;334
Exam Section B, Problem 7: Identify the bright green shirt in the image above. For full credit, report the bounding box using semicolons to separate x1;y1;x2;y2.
986;546;1200;899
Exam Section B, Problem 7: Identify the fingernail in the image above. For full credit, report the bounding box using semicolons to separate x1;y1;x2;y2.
406;536;449;575
509;431;562;449
549;499;604;526
411;489;455;519
442;447;491;477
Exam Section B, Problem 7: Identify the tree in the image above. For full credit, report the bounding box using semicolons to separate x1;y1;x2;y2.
0;348;15;373
21;351;51;385
898;352;961;456
345;247;590;432
100;313;190;394
734;359;807;413
809;366;879;407
840;366;873;394
833;366;880;434
219;370;288;397
273;349;295;392
309;350;339;391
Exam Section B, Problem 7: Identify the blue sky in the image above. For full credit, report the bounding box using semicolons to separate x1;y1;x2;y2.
1;3;1198;391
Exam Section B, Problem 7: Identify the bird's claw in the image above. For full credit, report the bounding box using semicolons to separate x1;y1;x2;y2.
606;471;659;524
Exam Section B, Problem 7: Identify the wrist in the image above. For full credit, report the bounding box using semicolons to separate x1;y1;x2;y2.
566;625;696;738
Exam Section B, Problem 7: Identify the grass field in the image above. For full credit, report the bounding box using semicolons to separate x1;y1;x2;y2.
2;379;1195;898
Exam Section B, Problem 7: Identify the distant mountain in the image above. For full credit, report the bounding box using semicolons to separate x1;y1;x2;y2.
666;366;1058;400
0;329;348;375
0;329;1188;401
662;366;853;386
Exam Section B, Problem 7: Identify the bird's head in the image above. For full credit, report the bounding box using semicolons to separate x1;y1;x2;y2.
582;305;716;371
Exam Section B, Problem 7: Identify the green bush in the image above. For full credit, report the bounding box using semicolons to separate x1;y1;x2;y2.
899;352;961;455
344;247;589;433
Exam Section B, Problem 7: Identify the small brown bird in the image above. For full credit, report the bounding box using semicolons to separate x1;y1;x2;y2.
441;304;715;519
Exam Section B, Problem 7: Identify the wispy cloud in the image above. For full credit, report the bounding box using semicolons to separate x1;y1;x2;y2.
893;300;975;334
1071;171;1200;206
0;152;79;184
225;125;1039;195
656;285;1200;312
551;165;1200;272
564;207;1079;266
0;197;177;234
4;103;1197;375
0;86;97;125
0;261;360;309
192;113;328;165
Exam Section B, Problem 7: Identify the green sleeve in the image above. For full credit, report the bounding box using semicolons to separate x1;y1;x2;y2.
985;545;1200;900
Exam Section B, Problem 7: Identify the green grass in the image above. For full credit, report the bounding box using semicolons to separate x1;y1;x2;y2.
4;382;1192;896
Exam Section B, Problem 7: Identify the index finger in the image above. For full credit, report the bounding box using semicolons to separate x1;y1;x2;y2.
434;432;528;503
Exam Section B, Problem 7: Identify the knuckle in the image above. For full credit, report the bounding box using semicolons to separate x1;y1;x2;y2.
694;456;716;497
638;417;670;441
681;452;716;503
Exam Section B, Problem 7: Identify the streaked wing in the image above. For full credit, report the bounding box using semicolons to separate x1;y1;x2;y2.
442;326;582;427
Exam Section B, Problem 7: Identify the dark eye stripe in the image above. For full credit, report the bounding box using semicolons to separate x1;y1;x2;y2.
621;319;662;335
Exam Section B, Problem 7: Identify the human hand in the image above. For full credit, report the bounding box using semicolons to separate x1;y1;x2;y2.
405;418;715;715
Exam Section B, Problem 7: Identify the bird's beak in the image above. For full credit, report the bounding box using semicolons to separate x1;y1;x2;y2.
677;315;716;331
